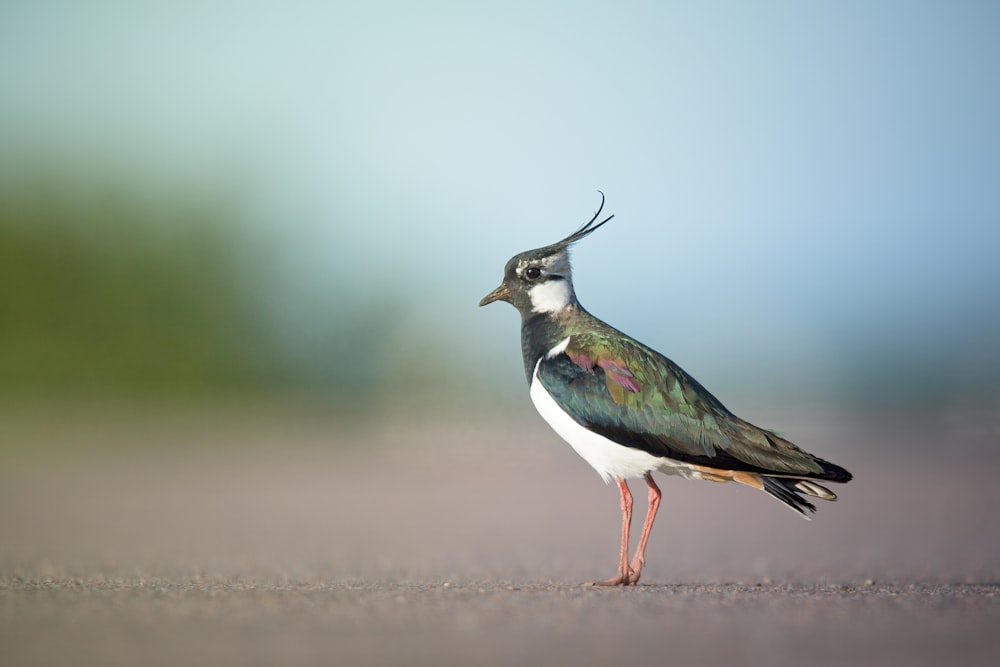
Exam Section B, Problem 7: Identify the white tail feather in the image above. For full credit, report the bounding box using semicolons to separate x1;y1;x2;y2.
795;480;838;501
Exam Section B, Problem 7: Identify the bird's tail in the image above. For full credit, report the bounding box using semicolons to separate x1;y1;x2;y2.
761;477;838;520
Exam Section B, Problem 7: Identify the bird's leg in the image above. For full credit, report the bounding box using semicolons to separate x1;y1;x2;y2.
590;477;633;586
626;473;661;585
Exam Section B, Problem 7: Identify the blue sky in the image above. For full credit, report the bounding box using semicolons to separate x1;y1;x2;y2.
2;1;998;403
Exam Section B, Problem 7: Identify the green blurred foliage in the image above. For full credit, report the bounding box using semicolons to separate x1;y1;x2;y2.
0;171;490;411
0;177;281;398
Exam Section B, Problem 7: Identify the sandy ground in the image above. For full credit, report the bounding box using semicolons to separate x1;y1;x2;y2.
2;406;998;666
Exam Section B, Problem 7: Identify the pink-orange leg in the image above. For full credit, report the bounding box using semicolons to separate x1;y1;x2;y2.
590;477;634;586
626;473;661;585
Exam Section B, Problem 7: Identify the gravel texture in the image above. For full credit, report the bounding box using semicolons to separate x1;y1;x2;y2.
2;410;998;666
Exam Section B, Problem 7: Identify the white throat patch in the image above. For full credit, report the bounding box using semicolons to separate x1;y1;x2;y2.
529;279;574;313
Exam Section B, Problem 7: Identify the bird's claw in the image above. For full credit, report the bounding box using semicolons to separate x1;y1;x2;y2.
587;567;641;586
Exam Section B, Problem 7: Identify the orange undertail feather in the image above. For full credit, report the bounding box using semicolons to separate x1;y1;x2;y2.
692;466;839;519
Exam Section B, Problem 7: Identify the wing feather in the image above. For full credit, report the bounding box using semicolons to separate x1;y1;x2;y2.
537;329;849;482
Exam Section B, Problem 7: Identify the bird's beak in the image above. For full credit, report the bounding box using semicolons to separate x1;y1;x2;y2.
479;283;511;307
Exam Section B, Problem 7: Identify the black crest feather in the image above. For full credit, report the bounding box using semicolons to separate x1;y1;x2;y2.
557;191;615;248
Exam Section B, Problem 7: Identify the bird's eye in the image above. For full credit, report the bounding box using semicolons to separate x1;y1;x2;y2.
524;267;542;281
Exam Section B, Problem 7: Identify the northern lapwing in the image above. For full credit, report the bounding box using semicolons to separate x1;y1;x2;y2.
479;196;853;585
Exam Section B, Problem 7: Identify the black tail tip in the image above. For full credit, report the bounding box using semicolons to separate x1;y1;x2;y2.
822;462;853;484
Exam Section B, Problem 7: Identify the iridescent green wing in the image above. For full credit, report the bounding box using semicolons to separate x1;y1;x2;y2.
537;329;829;477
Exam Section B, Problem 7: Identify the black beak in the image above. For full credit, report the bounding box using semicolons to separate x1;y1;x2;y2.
479;283;511;306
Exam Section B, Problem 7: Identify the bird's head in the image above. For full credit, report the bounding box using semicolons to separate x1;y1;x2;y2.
479;194;614;316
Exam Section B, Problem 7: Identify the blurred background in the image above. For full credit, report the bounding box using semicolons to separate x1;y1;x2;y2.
2;1;999;424
2;1;999;421
2;0;999;566
3;4;1000;664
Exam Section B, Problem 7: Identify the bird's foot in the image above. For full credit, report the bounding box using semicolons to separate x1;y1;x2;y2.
627;558;644;585
587;568;638;587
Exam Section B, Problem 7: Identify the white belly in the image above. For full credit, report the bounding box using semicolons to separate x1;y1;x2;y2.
529;361;702;484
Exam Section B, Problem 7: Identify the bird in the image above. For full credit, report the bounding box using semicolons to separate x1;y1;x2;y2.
478;195;853;586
